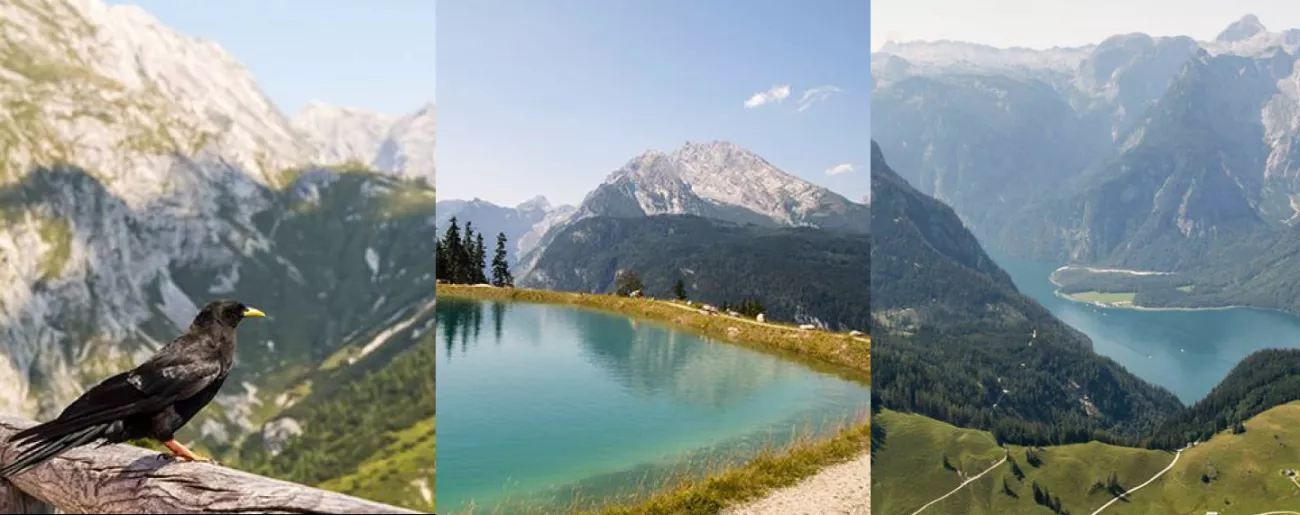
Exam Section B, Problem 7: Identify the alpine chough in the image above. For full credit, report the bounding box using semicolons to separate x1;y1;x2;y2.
0;299;265;477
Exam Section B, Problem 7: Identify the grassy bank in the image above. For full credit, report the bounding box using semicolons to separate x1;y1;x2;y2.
873;405;1300;514
590;415;869;515
437;284;868;380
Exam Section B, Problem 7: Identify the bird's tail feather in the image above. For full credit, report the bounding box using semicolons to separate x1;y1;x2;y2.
0;423;108;478
8;401;141;446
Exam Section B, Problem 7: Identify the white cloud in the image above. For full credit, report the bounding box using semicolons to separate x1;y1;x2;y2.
826;163;855;176
744;84;792;109
797;85;843;112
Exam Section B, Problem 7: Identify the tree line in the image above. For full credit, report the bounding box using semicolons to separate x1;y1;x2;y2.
435;217;513;287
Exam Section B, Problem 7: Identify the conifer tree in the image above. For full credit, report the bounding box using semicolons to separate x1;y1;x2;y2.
615;270;644;296
474;233;487;283
439;218;464;283
491;232;513;287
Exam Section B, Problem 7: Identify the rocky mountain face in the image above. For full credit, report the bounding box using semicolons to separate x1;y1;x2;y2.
0;0;435;466
294;101;436;185
872;15;1300;273
576;141;869;232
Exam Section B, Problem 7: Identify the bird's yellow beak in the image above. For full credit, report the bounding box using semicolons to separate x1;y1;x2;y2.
243;307;267;318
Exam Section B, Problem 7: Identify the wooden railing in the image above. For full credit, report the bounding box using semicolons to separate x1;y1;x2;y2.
0;416;420;514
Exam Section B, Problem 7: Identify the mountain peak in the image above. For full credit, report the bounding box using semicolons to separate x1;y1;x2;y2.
517;195;551;211
295;102;393;122
1217;14;1266;43
672;140;750;160
583;141;865;231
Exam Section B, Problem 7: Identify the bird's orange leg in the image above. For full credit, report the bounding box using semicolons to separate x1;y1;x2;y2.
163;439;212;463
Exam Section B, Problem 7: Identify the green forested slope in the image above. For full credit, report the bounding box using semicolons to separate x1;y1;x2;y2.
525;214;870;330
871;141;1182;446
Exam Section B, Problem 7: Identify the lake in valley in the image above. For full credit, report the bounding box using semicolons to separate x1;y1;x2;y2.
998;255;1300;404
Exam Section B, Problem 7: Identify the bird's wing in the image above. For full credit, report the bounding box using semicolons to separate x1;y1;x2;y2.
9;352;222;445
126;346;225;402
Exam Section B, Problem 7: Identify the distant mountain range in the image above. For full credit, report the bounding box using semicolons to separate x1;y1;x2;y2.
872;14;1300;315
294;102;436;184
434;196;575;265
440;141;869;328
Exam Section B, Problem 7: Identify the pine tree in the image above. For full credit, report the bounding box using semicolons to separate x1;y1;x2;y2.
673;279;687;300
615;270;644;296
1026;448;1042;467
440;218;464;283
491;232;513;287
1002;477;1016;497
435;234;446;281
474;233;487;283
462;222;477;284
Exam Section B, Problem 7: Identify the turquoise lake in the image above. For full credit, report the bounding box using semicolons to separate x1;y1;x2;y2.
434;297;869;513
998;255;1300;404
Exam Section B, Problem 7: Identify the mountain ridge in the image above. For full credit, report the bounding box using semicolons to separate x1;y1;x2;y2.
508;140;868;280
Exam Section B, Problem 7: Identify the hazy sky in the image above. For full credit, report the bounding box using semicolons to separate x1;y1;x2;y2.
872;0;1300;51
109;1;436;116
438;0;870;207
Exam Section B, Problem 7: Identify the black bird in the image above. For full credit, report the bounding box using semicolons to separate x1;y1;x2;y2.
0;299;265;477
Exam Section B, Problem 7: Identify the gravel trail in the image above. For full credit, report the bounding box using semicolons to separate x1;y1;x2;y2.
724;453;869;515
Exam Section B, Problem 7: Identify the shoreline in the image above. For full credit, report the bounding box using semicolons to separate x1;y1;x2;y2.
1052;290;1254;313
1047;265;1272;314
436;284;869;382
1051;264;1172;277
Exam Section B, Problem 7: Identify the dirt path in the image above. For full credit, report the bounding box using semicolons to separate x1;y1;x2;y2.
1089;445;1187;515
724;453;869;515
909;451;1008;515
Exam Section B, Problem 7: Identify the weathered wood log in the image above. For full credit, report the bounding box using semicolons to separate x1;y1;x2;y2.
0;477;53;514
0;416;420;514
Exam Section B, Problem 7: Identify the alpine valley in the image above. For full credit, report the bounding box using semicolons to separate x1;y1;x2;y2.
872;140;1300;514
873;13;1300;315
438;140;871;331
0;0;433;511
871;13;1300;514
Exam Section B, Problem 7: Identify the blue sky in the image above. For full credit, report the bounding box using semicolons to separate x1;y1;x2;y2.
108;1;435;116
438;0;870;206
